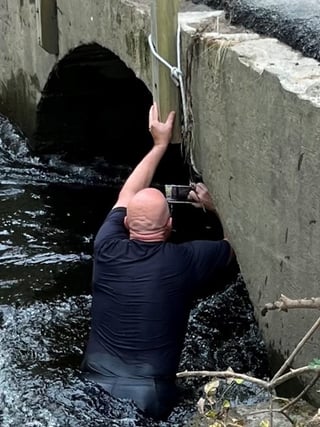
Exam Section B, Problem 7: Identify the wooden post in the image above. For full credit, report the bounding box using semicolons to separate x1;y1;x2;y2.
151;0;181;143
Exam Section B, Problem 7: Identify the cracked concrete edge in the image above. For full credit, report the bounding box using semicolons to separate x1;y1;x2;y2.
179;10;320;108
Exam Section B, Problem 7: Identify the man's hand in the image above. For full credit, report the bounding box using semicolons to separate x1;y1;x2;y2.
188;182;216;212
149;102;176;147
188;183;232;254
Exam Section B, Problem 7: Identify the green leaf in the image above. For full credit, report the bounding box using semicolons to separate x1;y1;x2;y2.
209;422;224;427
230;417;245;426
260;420;270;427
223;399;231;408
225;367;244;385
308;358;320;369
205;409;218;419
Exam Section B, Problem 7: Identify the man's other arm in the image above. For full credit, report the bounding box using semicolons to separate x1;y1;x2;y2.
188;182;234;264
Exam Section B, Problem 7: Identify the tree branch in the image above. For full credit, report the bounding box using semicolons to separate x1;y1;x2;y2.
176;370;269;389
270;366;320;389
262;294;320;316
279;371;320;413
271;315;320;381
177;366;320;391
181;293;320;426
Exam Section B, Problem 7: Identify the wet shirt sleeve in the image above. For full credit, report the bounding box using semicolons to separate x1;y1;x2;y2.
94;207;128;249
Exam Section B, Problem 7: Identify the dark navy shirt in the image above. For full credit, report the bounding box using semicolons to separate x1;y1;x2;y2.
83;207;231;378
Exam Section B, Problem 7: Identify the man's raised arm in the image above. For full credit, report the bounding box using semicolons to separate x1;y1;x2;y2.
113;102;175;209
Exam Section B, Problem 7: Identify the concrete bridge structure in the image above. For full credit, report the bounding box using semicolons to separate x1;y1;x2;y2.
1;0;319;405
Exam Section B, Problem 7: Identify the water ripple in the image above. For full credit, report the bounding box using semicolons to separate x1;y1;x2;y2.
1;252;92;266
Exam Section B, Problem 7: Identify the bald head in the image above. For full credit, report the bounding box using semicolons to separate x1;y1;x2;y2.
125;188;172;241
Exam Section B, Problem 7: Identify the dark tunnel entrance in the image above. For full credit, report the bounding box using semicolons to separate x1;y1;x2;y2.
33;43;190;184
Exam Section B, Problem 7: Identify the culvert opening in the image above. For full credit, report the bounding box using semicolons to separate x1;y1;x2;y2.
33;43;190;184
34;44;151;163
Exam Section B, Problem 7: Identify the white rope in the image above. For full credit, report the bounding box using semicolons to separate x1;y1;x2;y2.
148;34;182;87
148;30;187;128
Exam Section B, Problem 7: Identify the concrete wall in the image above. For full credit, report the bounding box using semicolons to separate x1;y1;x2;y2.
0;0;56;134
0;0;319;405
56;0;151;86
0;0;152;136
180;19;320;404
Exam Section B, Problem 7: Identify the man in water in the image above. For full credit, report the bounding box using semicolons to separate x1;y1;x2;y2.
81;102;233;420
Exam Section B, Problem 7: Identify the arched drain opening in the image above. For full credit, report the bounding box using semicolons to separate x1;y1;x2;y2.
32;43;190;183
34;43;151;163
